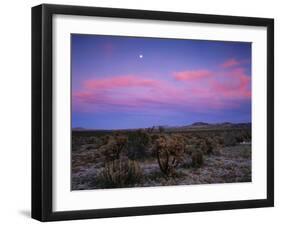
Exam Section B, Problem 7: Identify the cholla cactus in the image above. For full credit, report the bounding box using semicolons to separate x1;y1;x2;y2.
127;129;151;159
155;135;185;177
191;150;204;167
114;134;127;154
211;136;224;155
147;126;155;133
98;134;128;161
99;158;142;188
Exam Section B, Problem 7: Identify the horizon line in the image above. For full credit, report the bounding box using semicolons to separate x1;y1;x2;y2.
72;121;251;131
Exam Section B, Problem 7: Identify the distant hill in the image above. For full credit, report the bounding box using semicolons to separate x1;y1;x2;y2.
72;127;86;131
191;122;210;126
166;122;251;132
72;122;251;132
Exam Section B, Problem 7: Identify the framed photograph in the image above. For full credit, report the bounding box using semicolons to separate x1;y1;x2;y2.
32;4;274;221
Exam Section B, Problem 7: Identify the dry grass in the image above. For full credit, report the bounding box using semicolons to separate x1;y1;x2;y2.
72;144;251;190
71;130;251;190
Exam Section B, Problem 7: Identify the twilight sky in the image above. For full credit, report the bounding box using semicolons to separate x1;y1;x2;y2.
71;34;251;130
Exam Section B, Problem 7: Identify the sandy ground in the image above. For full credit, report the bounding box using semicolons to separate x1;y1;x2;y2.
72;144;251;190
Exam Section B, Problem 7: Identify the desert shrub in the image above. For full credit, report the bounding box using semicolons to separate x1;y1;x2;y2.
237;145;252;158
235;134;244;143
99;135;110;146
191;150;204;167
151;134;160;141
223;132;237;146
97;158;142;188
184;144;193;155
204;137;221;155
214;135;224;146
155;135;185;177
98;135;128;162
243;130;251;141
147;126;156;133
197;139;208;154
186;136;198;146
127;130;151;159
204;138;214;154
199;139;209;154
211;138;223;155
146;170;166;182
114;134;128;152
235;130;251;143
159;126;165;133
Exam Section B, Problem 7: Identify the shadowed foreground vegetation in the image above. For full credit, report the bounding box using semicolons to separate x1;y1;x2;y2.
72;126;251;190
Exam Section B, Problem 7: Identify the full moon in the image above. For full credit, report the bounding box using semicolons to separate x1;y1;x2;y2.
139;54;143;59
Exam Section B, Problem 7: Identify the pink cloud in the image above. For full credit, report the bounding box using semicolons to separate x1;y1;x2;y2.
84;75;159;90
74;76;186;112
221;58;240;68
173;67;251;103
73;67;251;114
173;70;212;81
211;68;251;99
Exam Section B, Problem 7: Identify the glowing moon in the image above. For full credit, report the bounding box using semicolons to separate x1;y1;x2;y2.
139;54;143;59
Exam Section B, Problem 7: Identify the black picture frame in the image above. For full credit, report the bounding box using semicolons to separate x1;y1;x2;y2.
32;4;274;222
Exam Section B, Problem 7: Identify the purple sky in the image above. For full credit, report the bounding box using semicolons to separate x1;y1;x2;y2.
71;34;251;130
